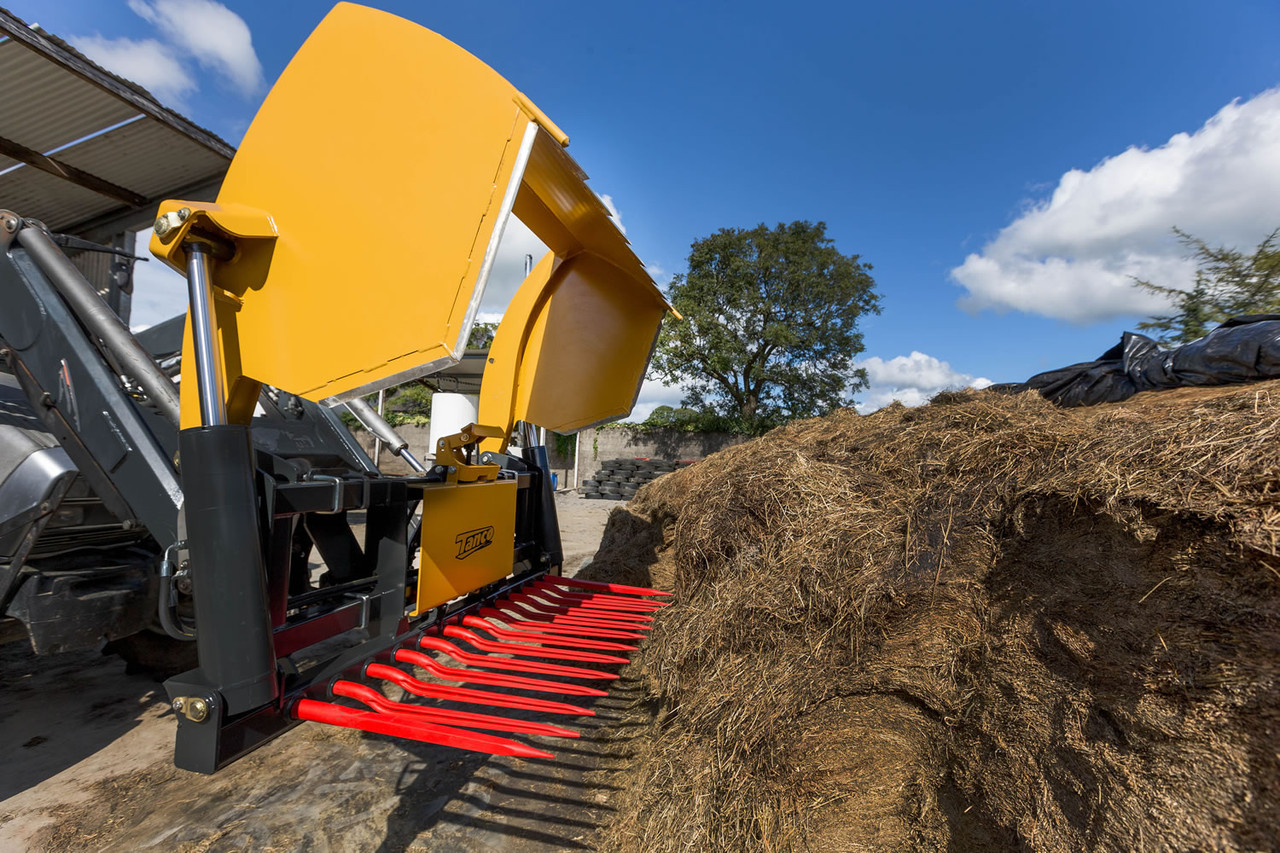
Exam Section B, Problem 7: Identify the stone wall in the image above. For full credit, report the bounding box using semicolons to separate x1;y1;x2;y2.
568;427;745;485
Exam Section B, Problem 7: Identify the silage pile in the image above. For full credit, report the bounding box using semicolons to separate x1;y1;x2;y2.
588;383;1280;852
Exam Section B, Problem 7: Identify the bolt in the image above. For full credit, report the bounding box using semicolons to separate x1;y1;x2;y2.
121;519;135;530
178;207;191;221
153;215;172;237
461;434;470;442
38;501;50;513
175;576;193;594
172;697;186;713
1;215;17;233
186;697;209;722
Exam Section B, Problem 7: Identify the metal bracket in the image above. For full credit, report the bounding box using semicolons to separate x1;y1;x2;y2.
306;473;371;514
435;423;504;484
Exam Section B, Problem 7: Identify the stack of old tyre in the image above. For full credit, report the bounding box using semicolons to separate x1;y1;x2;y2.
581;457;693;500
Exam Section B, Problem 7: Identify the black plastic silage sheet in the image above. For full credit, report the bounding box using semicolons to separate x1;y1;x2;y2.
993;315;1280;406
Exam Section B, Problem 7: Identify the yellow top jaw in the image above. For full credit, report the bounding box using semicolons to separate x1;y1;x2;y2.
152;3;670;436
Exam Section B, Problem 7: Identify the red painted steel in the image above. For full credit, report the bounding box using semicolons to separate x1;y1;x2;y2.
417;635;619;680
515;590;656;622
331;680;579;738
504;593;654;630
461;615;640;651
442;625;629;664
540;575;672;597
529;581;670;607
394;648;609;696
479;605;646;640
365;663;594;716
528;582;669;611
292;698;554;758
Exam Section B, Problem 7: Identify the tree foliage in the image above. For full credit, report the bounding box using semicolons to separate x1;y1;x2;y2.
650;221;880;434
1134;227;1280;344
640;405;734;433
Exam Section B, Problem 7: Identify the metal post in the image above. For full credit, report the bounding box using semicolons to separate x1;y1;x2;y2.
184;243;226;426
573;431;580;489
373;389;386;467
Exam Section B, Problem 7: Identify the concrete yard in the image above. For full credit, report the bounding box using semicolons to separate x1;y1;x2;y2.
0;493;637;853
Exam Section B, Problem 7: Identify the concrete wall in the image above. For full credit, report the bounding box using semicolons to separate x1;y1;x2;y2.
353;423;744;489
570;427;745;485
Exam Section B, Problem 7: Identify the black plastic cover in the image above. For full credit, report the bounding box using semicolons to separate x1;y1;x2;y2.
992;315;1280;407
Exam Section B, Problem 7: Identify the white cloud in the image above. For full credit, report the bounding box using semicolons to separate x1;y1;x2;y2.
855;351;991;413
629;377;688;423
70;35;196;105
71;1;262;109
127;0;264;96
597;193;626;235
952;87;1280;323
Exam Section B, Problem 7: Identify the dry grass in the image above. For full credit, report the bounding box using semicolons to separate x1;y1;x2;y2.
590;382;1280;851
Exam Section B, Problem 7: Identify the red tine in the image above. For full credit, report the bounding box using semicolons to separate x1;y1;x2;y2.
442;625;629;664
331;680;579;738
365;663;594;716
540;575;672;597
293;698;553;758
418;636;619;681
394;648;608;697
521;588;658;620
479;605;646;640
504;593;654;630
529;583;668;612
461;615;640;652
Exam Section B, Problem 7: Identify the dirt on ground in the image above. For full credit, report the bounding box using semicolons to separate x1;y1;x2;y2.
590;382;1280;852
0;492;644;853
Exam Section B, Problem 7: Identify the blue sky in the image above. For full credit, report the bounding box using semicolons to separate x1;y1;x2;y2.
12;0;1280;416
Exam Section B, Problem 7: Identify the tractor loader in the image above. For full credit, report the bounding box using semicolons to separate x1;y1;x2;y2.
0;2;672;772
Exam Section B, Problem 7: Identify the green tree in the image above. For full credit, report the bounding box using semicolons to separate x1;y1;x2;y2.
1134;227;1280;343
650;221;880;433
467;321;498;349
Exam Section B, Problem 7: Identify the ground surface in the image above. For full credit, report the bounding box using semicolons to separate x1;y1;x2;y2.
0;493;636;852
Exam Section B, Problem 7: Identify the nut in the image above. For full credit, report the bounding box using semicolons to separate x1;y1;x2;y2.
185;697;209;722
172;697;186;713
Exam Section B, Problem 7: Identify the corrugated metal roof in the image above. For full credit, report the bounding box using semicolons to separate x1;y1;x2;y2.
0;7;234;234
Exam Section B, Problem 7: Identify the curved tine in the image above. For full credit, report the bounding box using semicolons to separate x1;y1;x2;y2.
394;648;608;696
365;663;593;716
462;615;640;652
332;680;579;738
293;698;553;758
540;575;672;597
527;584;664;615
522;584;655;617
442;625;629;664
503;594;654;630
417;635;619;680
529;581;669;611
480;605;646;640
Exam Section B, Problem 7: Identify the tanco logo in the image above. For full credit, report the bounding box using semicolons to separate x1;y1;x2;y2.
455;526;495;559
